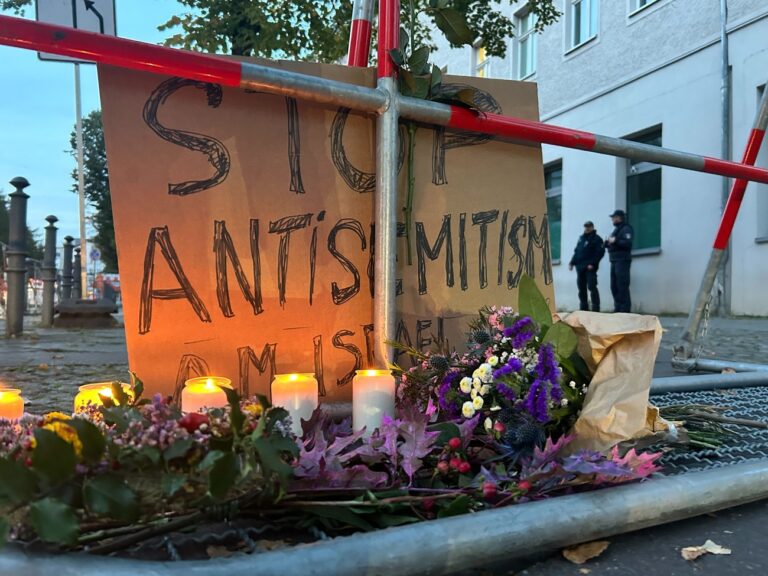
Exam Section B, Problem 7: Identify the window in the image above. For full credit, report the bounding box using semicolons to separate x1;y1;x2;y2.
626;128;662;250
630;0;660;15
516;10;538;79
545;162;563;261
472;45;490;78
568;0;599;50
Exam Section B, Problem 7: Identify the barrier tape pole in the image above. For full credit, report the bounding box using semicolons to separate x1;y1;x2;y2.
347;0;374;67
1;14;767;185
373;0;400;365
676;84;768;358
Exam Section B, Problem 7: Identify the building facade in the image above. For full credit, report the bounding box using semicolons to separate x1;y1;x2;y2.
431;0;768;315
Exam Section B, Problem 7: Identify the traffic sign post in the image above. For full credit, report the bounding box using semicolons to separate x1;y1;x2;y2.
35;0;116;302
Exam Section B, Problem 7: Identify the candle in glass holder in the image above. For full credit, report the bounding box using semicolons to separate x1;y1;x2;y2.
181;377;232;413
271;373;318;436
353;369;396;435
0;389;24;420
74;382;134;411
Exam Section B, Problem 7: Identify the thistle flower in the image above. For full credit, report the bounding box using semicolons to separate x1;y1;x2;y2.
428;355;450;372
472;329;491;345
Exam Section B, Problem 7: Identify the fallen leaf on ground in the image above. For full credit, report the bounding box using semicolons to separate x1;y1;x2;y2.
37;363;49;371
579;569;592;575
562;541;610;564
721;368;736;374
681;539;732;561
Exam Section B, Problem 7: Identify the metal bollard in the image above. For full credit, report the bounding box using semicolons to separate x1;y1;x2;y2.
5;176;29;337
40;215;58;327
24;258;34;313
73;245;82;299
61;235;74;299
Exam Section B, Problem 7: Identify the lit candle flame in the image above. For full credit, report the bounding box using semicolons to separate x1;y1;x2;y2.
289;374;299;382
205;378;215;390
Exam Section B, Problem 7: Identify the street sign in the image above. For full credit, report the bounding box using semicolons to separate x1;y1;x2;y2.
89;247;101;262
36;0;116;63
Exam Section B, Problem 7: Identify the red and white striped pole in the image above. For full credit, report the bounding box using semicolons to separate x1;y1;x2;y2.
676;84;768;358
347;0;374;67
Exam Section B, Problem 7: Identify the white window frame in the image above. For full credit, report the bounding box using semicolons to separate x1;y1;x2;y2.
629;0;661;16
567;0;599;51
515;9;538;80
471;43;490;78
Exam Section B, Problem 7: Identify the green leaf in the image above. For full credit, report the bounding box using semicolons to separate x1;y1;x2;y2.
399;27;409;52
220;386;245;435
253;436;294;490
29;498;79;545
162;473;188;497
209;452;240;500
198;449;226;472
83;475;139;522
134;445;161;466
111;381;130;406
430;422;461;445
300;505;374;531
265;406;291;436
408;46;431;75
32;429;76;481
129;371;144;402
66;418;106;463
433;8;474;46
0;518;8;549
389;48;405;67
253;393;272;411
517;275;552;328
430;64;442;89
0;457;37;503
542;322;579;359
163;437;194;462
376;513;420;528
437;494;472;518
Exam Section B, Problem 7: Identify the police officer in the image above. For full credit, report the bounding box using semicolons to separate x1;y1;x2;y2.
568;221;605;312
605;209;634;313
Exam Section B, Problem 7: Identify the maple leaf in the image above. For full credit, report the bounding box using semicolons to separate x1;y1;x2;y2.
397;402;440;483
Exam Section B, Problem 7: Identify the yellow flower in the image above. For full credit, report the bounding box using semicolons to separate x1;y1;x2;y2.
244;404;263;417
41;413;82;457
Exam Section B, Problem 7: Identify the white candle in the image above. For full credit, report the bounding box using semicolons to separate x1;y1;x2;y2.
0;388;24;420
74;382;134;411
353;369;396;435
271;373;318;436
181;377;232;413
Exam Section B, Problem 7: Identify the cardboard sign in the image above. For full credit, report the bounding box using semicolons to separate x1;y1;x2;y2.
98;60;553;402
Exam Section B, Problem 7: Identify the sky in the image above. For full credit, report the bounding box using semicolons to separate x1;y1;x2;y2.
0;0;183;242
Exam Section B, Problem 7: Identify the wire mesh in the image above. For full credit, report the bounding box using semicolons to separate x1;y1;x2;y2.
653;386;768;475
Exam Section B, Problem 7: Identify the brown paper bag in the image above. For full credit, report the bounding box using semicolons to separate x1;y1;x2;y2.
556;311;664;452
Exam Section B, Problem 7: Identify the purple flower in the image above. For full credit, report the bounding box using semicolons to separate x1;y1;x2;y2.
497;382;517;402
437;372;461;417
521;344;563;422
503;317;536;349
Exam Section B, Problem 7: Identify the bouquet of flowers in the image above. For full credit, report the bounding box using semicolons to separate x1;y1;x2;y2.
396;277;590;455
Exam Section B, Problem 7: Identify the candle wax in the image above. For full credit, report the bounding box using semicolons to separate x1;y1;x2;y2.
352;370;396;436
271;373;318;436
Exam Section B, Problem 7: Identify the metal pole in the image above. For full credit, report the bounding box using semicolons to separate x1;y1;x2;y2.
61;235;74;299
676;83;768;358
5;176;29;337
2;15;768;185
2;460;768;575
347;0;374;67
671;357;768;374
74;62;88;300
373;0;400;367
73;246;82;299
40;215;58;327
651;370;768;394
717;0;731;316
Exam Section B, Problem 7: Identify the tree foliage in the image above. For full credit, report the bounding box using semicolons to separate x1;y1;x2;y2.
69;111;118;273
0;192;44;264
157;0;560;62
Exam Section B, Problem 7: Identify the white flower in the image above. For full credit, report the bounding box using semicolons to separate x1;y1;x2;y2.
462;401;476;418
502;336;511;344
473;395;484;410
487;355;499;367
459;377;473;394
472;377;482;390
490;404;502;411
480;385;491;396
501;351;509;360
484;417;493;431
560;398;569;407
582;385;588;393
470;388;478;400
569;381;577;389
